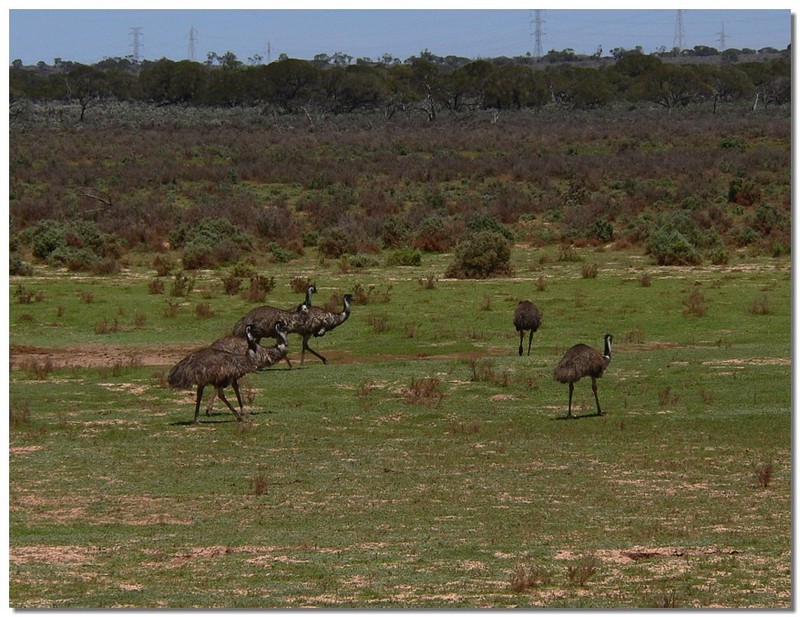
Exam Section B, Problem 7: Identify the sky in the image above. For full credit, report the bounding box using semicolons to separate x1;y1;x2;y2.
6;7;792;66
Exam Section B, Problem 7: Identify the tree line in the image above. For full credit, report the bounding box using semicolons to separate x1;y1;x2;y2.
10;48;790;120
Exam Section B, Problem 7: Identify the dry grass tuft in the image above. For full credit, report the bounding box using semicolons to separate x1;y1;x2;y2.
509;563;551;592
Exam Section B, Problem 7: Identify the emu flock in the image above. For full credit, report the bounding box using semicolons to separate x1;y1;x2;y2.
169;285;352;423
169;284;611;423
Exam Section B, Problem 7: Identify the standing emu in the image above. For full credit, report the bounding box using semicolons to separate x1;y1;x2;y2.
294;293;353;365
230;285;316;368
168;323;288;423
513;300;542;356
553;334;613;418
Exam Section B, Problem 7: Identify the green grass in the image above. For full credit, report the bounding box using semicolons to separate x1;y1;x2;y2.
9;247;791;608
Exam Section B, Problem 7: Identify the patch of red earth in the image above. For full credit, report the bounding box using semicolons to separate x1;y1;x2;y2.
9;344;504;370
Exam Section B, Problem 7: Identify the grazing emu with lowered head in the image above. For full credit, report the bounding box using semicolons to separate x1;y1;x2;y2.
294;293;353;365
168;323;288;423
553;333;613;418
230;285;316;368
513;300;542;356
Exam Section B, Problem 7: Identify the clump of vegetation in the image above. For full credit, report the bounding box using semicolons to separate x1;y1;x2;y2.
169;218;253;270
683;288;707;317
386;246;422;267
751;458;775;489
567;555;600;587
510;563;552;592
403;376;446;408
750;293;772;315
15;219;123;272
445;231;512;279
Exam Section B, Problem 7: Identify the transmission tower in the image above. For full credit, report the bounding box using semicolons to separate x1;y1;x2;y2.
673;10;684;52
188;26;198;61
129;26;143;62
717;22;727;51
266;41;271;64
531;9;545;60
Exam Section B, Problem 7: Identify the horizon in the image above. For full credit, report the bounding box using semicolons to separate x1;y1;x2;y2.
8;9;792;67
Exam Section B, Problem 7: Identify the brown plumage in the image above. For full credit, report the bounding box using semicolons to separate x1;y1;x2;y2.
230;285;316;368
293;294;353;365
553;334;613;418
168;323;288;423
513;300;542;356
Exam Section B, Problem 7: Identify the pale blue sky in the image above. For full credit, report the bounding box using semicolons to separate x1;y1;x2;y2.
8;8;792;66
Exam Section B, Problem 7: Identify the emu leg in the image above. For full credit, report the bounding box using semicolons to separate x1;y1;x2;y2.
217;388;243;421
301;334;328;365
527;329;534;356
518;331;524;356
566;382;575;418
194;385;205;423
592;377;603;415
205;390;217;416
231;379;246;418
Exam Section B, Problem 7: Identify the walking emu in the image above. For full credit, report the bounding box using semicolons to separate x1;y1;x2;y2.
513;300;542;356
553;334;613;418
295;293;353;365
168;323;288;423
230;285;316;368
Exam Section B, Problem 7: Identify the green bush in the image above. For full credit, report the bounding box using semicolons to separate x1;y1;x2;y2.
445;231;512;279
646;228;701;266
9;253;33;276
169;218;253;270
18;219;123;268
386;246;422;267
466;214;513;241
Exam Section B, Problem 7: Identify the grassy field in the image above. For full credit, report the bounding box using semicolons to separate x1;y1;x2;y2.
8;246;791;608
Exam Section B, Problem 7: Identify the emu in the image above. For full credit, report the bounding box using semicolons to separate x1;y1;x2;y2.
513;300;542;356
294;293;353;365
230;285;316;368
553;333;613;418
168;323;288;423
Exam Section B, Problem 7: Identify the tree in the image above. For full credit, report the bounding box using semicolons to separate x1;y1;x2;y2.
64;64;110;121
629;64;704;112
260;58;318;113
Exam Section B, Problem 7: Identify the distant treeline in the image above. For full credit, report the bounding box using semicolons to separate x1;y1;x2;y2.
10;47;791;118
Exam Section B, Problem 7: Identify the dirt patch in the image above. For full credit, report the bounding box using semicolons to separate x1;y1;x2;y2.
10;343;193;370
10;545;97;565
554;546;740;565
9;343;511;370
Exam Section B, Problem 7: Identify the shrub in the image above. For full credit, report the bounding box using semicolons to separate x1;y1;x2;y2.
152;254;175;277
10;253;33;276
148;278;165;295
170;271;195;297
269;243;298;263
751;458;775;488
413;215;453;253
317;226;351;259
386;246;422;267
581;263;598;279
567;555;600;587
683;289;707;317
510;563;551;592
170;218;253;269
647;228;701;266
445;231;512;279
19;219;123;267
466;213;513;241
